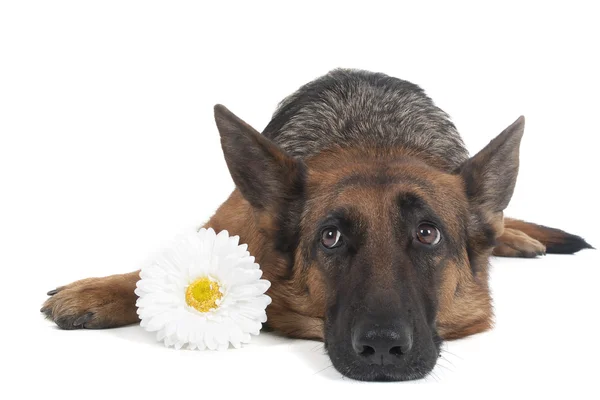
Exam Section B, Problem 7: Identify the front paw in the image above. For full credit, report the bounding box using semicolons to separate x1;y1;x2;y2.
41;275;140;330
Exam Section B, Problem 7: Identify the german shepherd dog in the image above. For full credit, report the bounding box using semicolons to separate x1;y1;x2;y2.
42;69;592;381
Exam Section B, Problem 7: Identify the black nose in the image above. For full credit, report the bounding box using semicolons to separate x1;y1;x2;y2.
352;321;413;366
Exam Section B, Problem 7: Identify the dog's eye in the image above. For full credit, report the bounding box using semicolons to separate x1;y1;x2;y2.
416;223;441;245
321;228;343;249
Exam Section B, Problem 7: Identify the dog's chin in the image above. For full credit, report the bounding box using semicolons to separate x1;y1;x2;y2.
325;339;441;382
337;363;436;382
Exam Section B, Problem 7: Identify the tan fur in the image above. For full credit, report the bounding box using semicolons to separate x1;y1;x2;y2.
493;227;546;258
436;258;493;339
41;272;140;329
42;147;502;340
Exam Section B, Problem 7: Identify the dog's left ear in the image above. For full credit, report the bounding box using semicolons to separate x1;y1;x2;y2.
459;116;525;217
214;104;305;211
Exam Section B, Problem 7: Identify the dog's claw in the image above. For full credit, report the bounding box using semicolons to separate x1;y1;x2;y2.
73;312;94;328
47;289;59;296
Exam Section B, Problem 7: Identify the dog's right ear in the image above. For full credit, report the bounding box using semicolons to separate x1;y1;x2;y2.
214;104;305;210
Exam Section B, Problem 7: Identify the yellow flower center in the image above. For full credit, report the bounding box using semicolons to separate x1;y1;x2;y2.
185;277;223;313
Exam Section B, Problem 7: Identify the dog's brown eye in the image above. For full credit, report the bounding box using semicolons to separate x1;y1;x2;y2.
416;223;441;245
321;228;342;249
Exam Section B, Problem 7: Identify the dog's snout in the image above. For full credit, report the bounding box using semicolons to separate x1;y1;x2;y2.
352;321;413;365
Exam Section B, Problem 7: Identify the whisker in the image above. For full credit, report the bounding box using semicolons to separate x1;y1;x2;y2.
311;343;325;352
440;348;463;360
428;369;440;382
435;361;453;372
312;364;334;376
439;354;457;368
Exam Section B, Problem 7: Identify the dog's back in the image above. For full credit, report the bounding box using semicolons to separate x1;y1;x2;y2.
263;69;469;171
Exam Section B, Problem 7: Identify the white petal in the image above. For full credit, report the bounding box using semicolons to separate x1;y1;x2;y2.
221;268;262;287
204;332;217;350
213;230;231;256
241;333;252;343
145;312;174;332
228;280;271;299
230;313;262;336
217;343;229;351
173;341;184;350
136;292;182;307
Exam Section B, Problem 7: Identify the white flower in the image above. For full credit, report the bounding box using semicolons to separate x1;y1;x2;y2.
135;228;271;350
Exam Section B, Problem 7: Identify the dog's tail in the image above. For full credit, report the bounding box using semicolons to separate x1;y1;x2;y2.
504;218;594;254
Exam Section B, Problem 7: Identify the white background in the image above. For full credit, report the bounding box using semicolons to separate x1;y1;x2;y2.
1;1;599;399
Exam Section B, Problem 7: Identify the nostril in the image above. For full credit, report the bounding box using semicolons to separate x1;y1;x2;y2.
359;345;375;357
389;345;405;357
352;322;413;364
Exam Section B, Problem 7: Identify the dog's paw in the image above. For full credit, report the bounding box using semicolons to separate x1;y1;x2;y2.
493;228;547;258
41;275;140;330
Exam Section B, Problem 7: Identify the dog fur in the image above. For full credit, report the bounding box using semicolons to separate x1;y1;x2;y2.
42;69;592;381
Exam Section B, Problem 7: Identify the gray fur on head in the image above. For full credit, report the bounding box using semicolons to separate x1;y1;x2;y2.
262;69;469;171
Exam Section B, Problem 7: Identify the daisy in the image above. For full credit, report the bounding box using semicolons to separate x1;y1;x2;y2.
135;228;271;350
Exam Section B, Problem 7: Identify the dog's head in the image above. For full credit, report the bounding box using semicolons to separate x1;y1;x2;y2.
214;105;524;381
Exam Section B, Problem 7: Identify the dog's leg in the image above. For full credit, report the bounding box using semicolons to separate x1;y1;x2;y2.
493;227;546;258
493;218;593;258
42;190;263;330
41;271;140;329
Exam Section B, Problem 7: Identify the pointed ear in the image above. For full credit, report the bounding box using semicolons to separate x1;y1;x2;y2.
459;116;525;214
214;104;305;210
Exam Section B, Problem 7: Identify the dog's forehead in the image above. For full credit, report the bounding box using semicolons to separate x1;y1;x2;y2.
304;153;468;231
307;157;465;202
